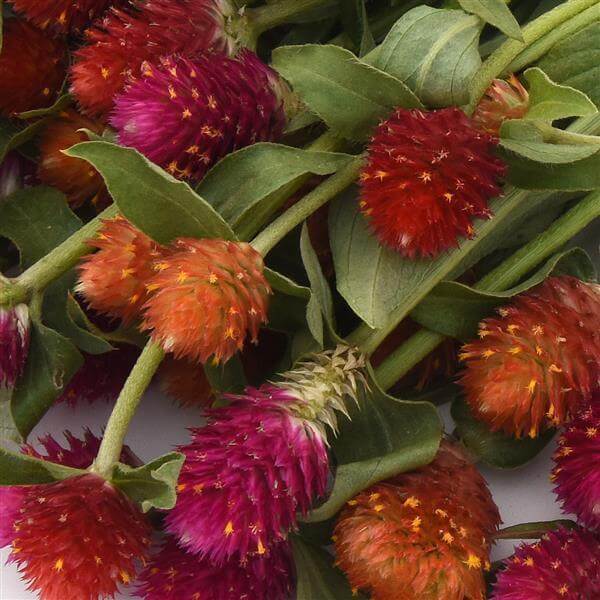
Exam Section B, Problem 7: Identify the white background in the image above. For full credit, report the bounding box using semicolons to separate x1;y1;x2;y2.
1;225;597;598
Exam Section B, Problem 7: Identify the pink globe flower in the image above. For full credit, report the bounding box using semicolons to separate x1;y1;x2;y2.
0;304;30;388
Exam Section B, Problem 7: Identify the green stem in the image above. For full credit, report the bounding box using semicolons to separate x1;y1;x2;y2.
466;0;599;113
93;341;165;478
247;0;339;36
11;204;118;302
251;155;363;256
374;189;600;390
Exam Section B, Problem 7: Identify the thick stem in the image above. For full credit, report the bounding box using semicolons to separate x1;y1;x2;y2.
14;204;119;301
374;189;600;390
466;0;598;113
251;155;363;256
93;341;165;478
247;0;339;36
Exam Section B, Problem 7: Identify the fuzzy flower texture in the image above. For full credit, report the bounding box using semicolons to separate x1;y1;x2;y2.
492;527;600;600
460;276;600;438
166;346;366;562
334;441;501;600
359;107;505;258
0;304;30;388
552;399;600;530
111;51;286;182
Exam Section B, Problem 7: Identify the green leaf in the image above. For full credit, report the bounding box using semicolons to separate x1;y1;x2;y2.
458;0;522;40
307;373;442;521
10;320;83;442
204;356;246;395
339;0;375;56
536;22;600;107
0;445;85;485
372;6;482;107
111;451;185;512
17;94;73;120
292;535;367;600
451;398;556;469
523;67;597;121
300;224;336;347
66;142;234;244
272;45;423;141
411;248;595;340
495;520;577;540
197;143;353;240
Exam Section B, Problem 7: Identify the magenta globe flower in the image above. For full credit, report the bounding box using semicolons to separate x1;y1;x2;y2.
111;50;287;182
0;304;30;388
166;346;366;562
492;527;600;599
552;399;600;530
138;538;293;600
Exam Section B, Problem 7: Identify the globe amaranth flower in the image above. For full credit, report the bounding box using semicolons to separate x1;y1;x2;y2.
138;538;294;600
472;75;530;136
0;429;138;548
142;238;271;365
10;473;151;599
552;399;600;530
359;107;505;258
71;0;237;118
158;356;214;408
0;304;30;388
57;345;140;407
111;51;286;182
0;19;66;117
460;276;600;438
334;441;501;600
7;0;121;35
77;216;164;324
166;346;367;562
492;527;600;600
38;109;109;208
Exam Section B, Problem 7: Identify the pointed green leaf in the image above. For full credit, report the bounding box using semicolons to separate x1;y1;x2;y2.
197;143;352;240
451;398;556;469
523;67;597;122
372;6;482;107
458;0;523;41
339;0;375;56
66;141;234;244
272;44;423;141
0;445;85;485
111;451;185;512
495;520;577;540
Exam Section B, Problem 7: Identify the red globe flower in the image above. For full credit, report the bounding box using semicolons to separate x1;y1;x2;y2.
472;75;530;136
77;216;164;324
138;538;294;600
552;399;600;530
38;110;109;208
492;527;600;600
359;107;505;258
460;276;600;438
142;238;271;365
0;19;66;117
334;441;501;600
158;356;214;408
70;0;236;118
10;474;151;599
7;0;122;35
111;51;286;182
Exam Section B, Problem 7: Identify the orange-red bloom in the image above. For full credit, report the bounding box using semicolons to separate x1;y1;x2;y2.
143;238;271;364
359;108;505;258
158;355;214;408
77;217;163;324
8;0;120;35
460;276;600;438
38;109;108;208
472;75;529;136
0;19;66;117
10;474;151;599
334;441;501;600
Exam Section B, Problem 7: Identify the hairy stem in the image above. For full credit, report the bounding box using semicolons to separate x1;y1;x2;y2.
93;341;165;477
374;189;600;390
